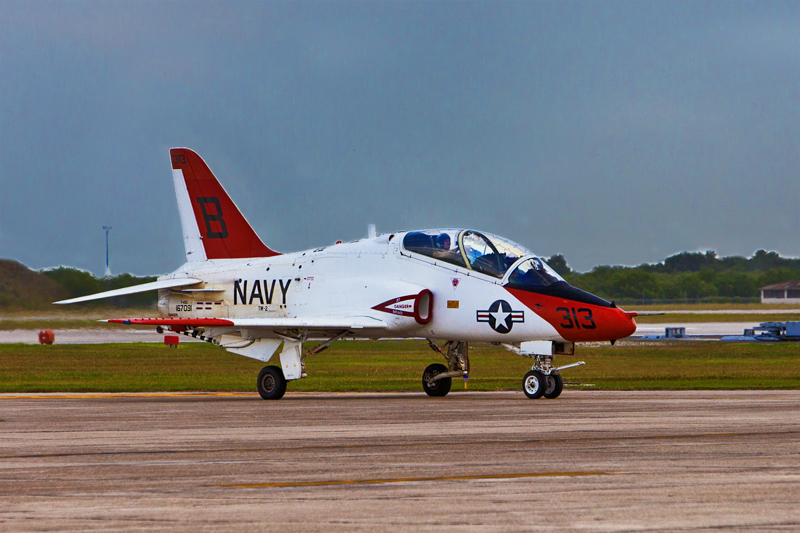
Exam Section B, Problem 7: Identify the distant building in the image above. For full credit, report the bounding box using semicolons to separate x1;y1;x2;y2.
759;281;800;304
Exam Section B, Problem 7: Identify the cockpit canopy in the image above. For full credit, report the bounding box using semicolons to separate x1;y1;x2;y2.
506;257;564;287
401;229;611;307
402;229;557;280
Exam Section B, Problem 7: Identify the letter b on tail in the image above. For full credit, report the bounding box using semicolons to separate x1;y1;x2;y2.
170;148;279;260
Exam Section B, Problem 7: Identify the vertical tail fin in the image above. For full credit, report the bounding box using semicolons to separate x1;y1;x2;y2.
170;148;279;261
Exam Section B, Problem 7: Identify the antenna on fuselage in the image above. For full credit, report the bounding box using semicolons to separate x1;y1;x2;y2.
368;224;376;239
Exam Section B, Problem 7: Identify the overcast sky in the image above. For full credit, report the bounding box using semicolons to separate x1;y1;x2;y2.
1;0;798;276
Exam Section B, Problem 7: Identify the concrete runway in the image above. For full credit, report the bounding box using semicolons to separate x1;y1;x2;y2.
1;391;799;531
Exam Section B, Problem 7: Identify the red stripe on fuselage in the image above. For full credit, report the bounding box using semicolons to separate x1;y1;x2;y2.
505;287;637;342
108;318;235;326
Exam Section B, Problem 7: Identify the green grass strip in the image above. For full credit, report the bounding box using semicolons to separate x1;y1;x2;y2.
1;340;799;393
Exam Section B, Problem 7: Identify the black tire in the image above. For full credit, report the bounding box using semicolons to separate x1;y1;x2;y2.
543;373;563;399
257;365;287;400
422;363;451;397
522;370;546;399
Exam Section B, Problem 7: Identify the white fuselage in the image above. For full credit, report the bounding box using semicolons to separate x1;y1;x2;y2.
158;232;563;343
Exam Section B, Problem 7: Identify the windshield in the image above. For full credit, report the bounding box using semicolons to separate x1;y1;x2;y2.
507;257;565;287
402;229;533;278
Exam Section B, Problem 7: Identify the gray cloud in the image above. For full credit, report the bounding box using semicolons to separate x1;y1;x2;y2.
1;0;798;275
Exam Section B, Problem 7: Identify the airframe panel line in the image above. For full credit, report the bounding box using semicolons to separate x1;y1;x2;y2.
212;471;619;489
2;431;792;461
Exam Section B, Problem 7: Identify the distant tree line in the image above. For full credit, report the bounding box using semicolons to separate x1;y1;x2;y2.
547;250;800;304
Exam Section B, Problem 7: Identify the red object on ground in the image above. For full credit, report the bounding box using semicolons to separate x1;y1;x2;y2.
164;335;180;348
38;330;55;345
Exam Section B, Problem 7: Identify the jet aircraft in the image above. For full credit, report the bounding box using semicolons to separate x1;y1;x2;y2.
57;148;638;399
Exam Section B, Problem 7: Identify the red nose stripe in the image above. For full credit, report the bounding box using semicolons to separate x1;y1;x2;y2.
505;287;637;342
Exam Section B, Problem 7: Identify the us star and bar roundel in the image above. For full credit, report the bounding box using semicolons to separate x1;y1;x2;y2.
477;300;525;334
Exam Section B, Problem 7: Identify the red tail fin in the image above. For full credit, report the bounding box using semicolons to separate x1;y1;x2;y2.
170;148;279;260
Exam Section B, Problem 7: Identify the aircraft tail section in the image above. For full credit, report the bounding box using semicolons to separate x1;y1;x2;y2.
170;148;279;261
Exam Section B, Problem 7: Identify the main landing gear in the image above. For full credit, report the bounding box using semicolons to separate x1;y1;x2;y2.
257;365;287;400
255;331;350;400
422;340;469;397
422;363;450;397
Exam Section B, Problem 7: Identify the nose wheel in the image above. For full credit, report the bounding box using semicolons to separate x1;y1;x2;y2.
543;373;563;399
523;370;546;399
523;370;564;399
499;342;583;399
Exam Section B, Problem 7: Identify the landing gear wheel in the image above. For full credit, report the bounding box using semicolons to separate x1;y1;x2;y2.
543;373;564;399
422;363;451;397
523;370;546;399
257;365;287;400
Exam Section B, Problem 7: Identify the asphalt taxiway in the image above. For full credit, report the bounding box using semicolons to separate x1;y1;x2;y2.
1;390;799;531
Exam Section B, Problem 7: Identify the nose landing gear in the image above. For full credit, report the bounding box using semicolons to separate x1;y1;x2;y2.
523;368;565;399
523;357;582;399
543;372;564;399
500;341;583;400
522;355;582;399
523;370;546;399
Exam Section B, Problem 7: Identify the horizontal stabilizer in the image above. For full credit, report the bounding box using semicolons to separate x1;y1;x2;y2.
54;278;203;305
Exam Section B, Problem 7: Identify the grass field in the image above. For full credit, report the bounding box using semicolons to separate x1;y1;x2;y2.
1;340;798;393
0;308;156;331
0;319;144;331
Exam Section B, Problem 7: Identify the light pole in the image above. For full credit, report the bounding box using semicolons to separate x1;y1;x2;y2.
103;226;112;277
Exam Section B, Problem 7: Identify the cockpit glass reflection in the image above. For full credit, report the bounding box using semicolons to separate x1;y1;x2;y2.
402;230;466;268
508;258;564;287
401;229;533;278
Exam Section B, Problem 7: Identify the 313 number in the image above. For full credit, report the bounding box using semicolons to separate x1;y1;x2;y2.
556;307;596;329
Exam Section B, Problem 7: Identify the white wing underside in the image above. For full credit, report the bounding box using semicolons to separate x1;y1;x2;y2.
229;317;387;329
54;278;203;304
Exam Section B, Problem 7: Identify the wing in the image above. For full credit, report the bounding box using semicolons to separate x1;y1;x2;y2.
105;316;389;366
107;316;388;330
54;278;203;304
